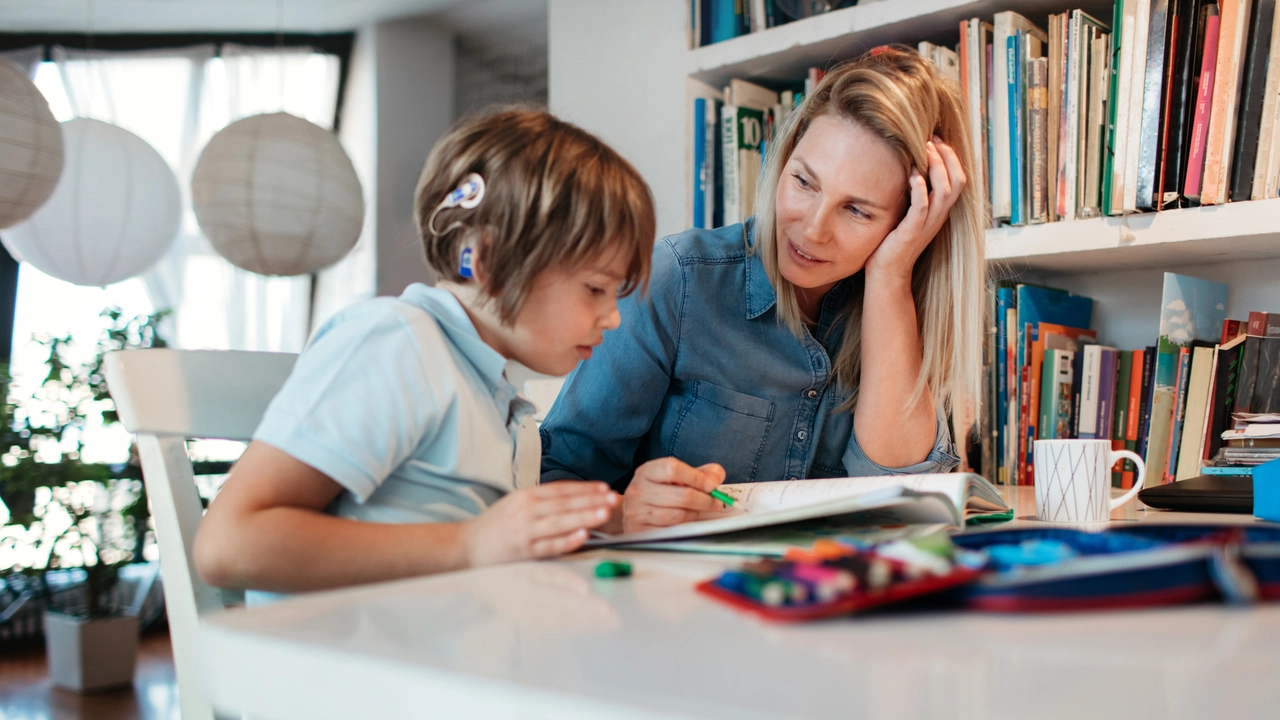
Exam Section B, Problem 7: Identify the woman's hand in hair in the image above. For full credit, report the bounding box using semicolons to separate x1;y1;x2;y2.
619;457;727;533
864;136;966;283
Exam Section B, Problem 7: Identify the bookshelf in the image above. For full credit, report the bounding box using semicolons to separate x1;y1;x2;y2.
685;0;1277;297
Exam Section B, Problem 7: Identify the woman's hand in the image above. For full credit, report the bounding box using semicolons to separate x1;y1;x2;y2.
621;457;726;533
864;136;966;282
463;481;618;567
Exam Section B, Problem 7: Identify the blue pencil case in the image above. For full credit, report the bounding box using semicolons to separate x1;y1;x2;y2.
951;526;1258;612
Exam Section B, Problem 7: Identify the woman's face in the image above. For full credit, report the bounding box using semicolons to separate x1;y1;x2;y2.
774;114;909;294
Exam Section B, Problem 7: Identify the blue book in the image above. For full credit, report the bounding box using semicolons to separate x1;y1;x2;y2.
1015;285;1093;373
693;98;707;229
1201;465;1253;476
1007;32;1023;226
996;287;1015;482
709;0;737;44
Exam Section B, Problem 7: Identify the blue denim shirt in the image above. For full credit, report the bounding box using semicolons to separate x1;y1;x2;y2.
540;218;959;490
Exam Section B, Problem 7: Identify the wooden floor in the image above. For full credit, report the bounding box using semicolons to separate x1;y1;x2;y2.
0;629;180;720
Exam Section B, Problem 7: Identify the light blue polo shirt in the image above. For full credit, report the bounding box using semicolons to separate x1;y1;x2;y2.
254;283;539;525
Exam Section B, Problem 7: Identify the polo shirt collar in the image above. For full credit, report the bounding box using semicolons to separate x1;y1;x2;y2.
399;283;511;395
743;216;777;320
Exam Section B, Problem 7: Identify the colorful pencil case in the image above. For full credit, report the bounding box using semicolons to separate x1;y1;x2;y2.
1105;525;1280;601
951;526;1256;612
696;537;984;622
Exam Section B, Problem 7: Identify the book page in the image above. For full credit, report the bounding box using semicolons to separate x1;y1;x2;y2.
704;473;1006;520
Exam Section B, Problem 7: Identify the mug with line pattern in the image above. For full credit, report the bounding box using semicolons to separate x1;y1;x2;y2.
1033;439;1146;523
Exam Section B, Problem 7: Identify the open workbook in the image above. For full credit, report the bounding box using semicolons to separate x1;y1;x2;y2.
584;473;1008;549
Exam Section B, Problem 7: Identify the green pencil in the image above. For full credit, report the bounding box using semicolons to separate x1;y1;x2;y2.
708;488;736;506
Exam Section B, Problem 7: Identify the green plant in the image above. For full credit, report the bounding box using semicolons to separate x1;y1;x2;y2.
0;308;168;618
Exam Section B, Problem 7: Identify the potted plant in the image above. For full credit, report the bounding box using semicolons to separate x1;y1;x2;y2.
0;309;167;692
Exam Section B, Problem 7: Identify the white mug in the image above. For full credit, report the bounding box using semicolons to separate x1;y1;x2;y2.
1033;439;1146;523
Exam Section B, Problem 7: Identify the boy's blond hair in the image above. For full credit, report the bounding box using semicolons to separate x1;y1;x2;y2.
415;108;656;323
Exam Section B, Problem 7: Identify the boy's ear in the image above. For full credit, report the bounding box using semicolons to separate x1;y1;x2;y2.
468;234;492;285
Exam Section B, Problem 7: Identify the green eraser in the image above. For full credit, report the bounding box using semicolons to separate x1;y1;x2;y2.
594;560;632;578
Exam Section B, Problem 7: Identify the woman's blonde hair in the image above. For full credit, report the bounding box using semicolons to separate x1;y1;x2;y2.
415;108;655;323
751;46;985;417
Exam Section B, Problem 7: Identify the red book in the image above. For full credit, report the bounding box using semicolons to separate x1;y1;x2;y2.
1184;8;1221;199
1123;349;1146;489
1223;318;1245;343
1248;311;1280;337
1019;365;1031;485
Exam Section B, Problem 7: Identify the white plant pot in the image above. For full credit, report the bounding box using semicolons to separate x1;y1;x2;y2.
42;611;139;693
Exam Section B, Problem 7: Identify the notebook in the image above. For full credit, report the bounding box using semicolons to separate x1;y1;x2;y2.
584;473;1008;549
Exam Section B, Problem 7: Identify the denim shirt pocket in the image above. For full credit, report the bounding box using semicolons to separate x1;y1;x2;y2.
666;380;776;482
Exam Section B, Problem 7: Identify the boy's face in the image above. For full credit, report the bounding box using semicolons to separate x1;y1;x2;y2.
506;249;631;376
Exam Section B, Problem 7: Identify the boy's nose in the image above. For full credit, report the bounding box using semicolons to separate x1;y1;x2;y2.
601;306;621;331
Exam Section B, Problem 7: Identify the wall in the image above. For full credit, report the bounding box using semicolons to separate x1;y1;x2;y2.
1042;257;1280;351
548;0;688;240
374;18;456;297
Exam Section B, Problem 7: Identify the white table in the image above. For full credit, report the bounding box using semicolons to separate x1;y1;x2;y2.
199;488;1280;720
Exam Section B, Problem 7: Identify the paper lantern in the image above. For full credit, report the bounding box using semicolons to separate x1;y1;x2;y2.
0;58;64;229
1;118;180;286
191;112;364;276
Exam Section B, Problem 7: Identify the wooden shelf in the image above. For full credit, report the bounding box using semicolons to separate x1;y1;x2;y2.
986;198;1280;273
686;0;1111;89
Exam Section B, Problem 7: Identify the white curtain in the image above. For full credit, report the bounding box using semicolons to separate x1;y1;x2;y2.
50;43;351;352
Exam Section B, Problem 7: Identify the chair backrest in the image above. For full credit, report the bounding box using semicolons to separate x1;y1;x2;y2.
105;349;296;720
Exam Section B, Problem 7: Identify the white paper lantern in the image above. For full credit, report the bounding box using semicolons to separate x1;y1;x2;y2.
1;118;181;286
191;112;364;277
0;58;64;230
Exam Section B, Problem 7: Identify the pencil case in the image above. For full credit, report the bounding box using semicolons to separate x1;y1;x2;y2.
1105;525;1280;601
696;537;984;622
951;526;1258;612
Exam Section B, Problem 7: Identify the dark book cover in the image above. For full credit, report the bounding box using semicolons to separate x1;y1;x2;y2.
1230;0;1277;200
699;0;713;46
712;99;724;228
1137;345;1158;459
1161;0;1207;209
1209;339;1247;460
1138;0;1174;210
1252;337;1280;412
1070;348;1086;439
1249;311;1280;337
1235;336;1263;414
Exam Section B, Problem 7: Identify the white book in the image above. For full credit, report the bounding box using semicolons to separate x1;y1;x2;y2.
1214;0;1255;202
992;11;1045;222
1268;89;1280;198
750;0;767;34
727;78;778;111
1175;346;1216;482
1079;345;1103;437
933;45;961;83
1252;2;1280;200
964;20;990;218
1122;0;1152;213
1109;0;1141;214
1063;12;1084;221
584;474;1009;549
721;104;741;226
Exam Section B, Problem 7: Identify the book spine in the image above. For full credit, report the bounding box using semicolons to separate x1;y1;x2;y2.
1008;33;1024;226
1249;311;1280;337
1224;318;1244;343
1049;14;1063;221
1124;0;1155;212
1185;8;1221;200
1137;345;1158;461
1098;348;1118;443
992;14;1015;221
1235;336;1262;413
1102;4;1123;217
1019;364;1031;484
1165;346;1193;483
1253;337;1280;413
1230;0;1277;201
1205;0;1251;205
1040;349;1059;438
1124;349;1145;489
996;288;1013;484
1137;0;1172;210
1252;1;1280;199
1070;348;1085;439
1080;345;1102;438
1154;0;1188;210
1030;57;1049;223
1065;13;1082;221
721;105;740;226
1109;3;1138;215
693;98;707;229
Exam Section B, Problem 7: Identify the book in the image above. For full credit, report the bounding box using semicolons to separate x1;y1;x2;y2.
1137;345;1158;460
694;97;708;229
1201;0;1252;205
1157;0;1200;209
1230;0;1277;200
1029;324;1097;448
1253;336;1280;412
1145;273;1230;485
1165;346;1194;482
1235;335;1264;412
584;474;1010;548
1040;348;1076;439
1136;0;1174;211
993;11;1046;222
1109;0;1143;214
1049;13;1065;221
709;0;739;44
1185;4;1222;200
964;20;994;220
1082;27;1110;216
720;104;764;226
1249;311;1280;336
1252;1;1280;198
1113;349;1135;487
1124;0;1155;212
1101;4;1123;216
1224;317;1247;342
1207;334;1248;460
1080;345;1105;438
1070;348;1086;439
1029;56;1049;223
1098;347;1120;441
1176;345;1218;480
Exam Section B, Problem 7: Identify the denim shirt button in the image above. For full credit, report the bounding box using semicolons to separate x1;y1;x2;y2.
806;389;818;399
796;430;807;441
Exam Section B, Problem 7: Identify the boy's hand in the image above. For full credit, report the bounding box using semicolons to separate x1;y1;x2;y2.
621;457;726;533
463;481;618;567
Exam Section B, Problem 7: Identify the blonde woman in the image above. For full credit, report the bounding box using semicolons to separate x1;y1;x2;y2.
541;47;985;533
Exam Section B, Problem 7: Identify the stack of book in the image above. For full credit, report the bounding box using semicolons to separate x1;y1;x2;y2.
692;2;1280;229
690;0;796;47
1214;413;1280;472
979;271;1280;488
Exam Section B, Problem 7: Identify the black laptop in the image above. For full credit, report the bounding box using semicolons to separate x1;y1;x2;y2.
1137;475;1254;514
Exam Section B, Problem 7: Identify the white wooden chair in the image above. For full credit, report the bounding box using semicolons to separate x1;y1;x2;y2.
105;349;297;720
